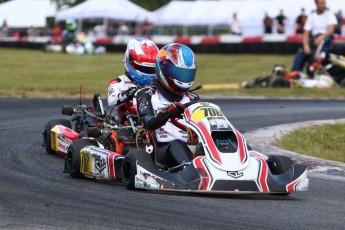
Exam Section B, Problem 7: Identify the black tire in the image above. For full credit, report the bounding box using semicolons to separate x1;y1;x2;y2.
270;77;290;88
43;119;72;154
247;144;253;151
267;155;293;175
267;155;293;196
67;139;98;178
121;151;137;190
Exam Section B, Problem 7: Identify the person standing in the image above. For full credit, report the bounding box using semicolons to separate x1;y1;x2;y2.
263;12;273;34
1;19;8;37
276;9;287;34
291;0;337;74
295;8;308;34
229;12;242;35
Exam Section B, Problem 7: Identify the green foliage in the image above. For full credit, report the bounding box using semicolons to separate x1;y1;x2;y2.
280;123;345;162
130;0;171;11
0;0;10;3
50;0;86;10
49;0;170;11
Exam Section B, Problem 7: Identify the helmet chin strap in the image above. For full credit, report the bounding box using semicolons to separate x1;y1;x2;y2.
153;79;183;102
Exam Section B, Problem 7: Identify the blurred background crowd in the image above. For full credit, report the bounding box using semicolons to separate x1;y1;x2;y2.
0;0;344;41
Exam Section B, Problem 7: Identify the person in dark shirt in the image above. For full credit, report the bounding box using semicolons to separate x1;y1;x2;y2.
276;9;287;34
263;12;273;34
296;8;308;34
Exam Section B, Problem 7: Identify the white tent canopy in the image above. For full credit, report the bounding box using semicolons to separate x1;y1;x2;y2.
55;0;155;23
154;0;345;36
0;0;57;28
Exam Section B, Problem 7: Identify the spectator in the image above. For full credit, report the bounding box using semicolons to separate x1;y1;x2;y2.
291;0;337;76
229;12;242;35
51;23;62;44
263;12;273;34
93;23;107;38
62;19;78;52
335;10;343;35
117;21;129;36
296;8;308;34
276;9;287;34
1;19;8;38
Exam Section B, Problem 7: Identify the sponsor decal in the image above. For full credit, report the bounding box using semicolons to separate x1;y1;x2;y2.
58;142;68;151
191;106;224;123
138;101;149;112
95;156;106;172
227;171;243;179
108;87;114;95
81;152;92;174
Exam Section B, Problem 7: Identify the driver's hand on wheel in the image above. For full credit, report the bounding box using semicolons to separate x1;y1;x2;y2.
122;87;137;101
166;102;185;118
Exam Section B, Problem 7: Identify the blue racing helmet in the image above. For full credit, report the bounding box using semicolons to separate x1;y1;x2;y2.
155;43;196;96
66;19;77;32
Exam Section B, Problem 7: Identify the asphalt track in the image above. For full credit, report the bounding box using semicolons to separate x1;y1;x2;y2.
0;98;344;229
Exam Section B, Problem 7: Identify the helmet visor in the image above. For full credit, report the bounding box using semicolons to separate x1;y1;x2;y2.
131;60;155;75
162;62;196;85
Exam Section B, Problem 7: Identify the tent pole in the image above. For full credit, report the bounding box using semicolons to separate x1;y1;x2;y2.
183;25;188;36
208;25;213;36
78;19;83;32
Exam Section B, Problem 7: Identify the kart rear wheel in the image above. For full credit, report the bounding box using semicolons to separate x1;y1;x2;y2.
43;119;72;154
67;139;98;178
121;151;137;190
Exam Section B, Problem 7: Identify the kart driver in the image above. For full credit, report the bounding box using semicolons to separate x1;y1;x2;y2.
107;37;159;118
291;0;337;76
135;43;200;168
62;19;78;52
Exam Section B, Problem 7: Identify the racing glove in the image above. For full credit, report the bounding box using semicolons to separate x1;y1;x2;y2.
121;87;137;101
153;102;185;128
166;102;185;118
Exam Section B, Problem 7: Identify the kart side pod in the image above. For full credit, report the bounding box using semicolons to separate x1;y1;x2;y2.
79;146;123;180
51;125;79;155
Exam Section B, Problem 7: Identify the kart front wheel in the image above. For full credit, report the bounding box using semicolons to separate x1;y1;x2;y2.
267;155;293;196
267;155;293;175
43;119;71;154
67;139;97;178
121;152;137;190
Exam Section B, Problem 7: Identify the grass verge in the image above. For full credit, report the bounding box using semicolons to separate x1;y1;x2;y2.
279;122;345;163
1;48;345;98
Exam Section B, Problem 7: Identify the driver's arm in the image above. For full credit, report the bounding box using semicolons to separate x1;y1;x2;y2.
136;88;170;130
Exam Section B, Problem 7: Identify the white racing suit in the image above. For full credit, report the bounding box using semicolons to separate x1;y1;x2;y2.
107;75;138;118
135;86;200;167
107;75;137;106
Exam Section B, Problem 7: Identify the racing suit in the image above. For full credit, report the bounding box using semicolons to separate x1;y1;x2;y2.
61;29;76;52
107;74;138;119
135;80;200;167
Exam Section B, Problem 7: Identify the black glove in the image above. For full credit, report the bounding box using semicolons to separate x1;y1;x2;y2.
122;87;137;101
166;102;185;118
